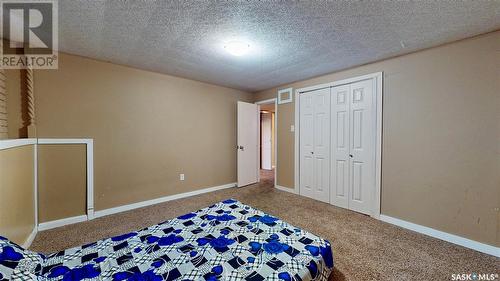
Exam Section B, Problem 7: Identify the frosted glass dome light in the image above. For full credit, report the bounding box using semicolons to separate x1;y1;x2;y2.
224;41;250;56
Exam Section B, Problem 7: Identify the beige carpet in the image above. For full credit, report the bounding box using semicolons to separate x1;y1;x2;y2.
31;170;498;280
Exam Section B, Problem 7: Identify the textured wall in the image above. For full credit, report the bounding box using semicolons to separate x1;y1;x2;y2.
0;145;35;245
5;69;24;139
254;31;500;246
0;70;6;139
38;144;87;222
35;53;253;211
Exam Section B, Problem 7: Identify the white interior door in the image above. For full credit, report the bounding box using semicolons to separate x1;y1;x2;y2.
299;88;330;203
261;113;272;170
237;101;259;187
330;84;350;208
348;79;375;215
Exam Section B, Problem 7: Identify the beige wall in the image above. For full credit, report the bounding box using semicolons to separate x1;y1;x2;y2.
35;53;252;211
5;69;24;139
254;31;500;246
2;39;24;139
0;145;35;245
38;144;87;222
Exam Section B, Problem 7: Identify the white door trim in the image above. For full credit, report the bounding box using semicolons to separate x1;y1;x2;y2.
255;98;278;187
33;143;38;230
37;138;95;220
294;72;383;218
255;98;277;104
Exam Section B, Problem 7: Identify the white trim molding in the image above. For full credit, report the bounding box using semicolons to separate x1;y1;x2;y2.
37;215;88;231
22;227;37;249
294;72;383;218
94;182;237;219
255;98;276;105
380;215;500;257
275;185;297;194
294;89;300;195
0;138;37;150
86;140;94;219
37;138;93;144
37;138;95;220
33;143;38;229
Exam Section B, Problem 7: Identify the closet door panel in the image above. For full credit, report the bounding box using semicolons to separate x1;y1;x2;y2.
348;79;375;215
300;92;315;198
330;85;350;208
313;89;330;202
299;88;330;203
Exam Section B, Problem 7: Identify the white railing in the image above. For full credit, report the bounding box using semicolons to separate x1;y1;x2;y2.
37;138;94;223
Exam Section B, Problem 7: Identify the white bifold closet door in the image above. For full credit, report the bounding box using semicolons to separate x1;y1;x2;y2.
299;88;330;203
331;79;375;215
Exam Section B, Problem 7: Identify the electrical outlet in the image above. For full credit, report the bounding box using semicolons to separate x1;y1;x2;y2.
180;174;185;181
290;125;295;132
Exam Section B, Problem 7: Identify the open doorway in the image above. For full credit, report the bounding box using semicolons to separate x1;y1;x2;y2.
255;99;276;186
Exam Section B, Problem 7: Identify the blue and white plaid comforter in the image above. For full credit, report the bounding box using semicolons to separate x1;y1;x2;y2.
1;199;333;280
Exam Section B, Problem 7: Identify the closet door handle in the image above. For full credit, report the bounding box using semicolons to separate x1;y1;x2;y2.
349;154;353;158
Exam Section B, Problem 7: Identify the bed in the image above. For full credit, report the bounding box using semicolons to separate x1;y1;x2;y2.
0;199;333;280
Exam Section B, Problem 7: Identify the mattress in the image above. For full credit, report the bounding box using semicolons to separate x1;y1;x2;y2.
0;199;333;280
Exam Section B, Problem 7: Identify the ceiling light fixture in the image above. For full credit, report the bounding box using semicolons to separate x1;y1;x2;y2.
224;41;250;56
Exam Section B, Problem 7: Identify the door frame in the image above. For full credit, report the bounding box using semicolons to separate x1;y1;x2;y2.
255;98;277;187
294;72;383;218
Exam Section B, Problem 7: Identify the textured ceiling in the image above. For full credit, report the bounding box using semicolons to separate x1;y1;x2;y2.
59;1;500;92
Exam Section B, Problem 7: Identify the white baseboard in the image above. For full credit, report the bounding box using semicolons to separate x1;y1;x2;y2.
275;185;296;194
379;215;499;257
38;215;88;231
22;227;37;249
94;182;237;219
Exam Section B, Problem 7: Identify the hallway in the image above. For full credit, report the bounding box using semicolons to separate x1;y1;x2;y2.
260;169;275;185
